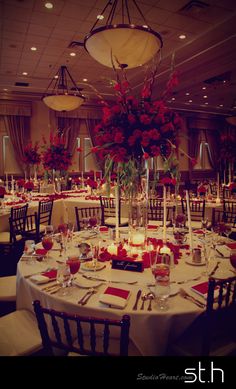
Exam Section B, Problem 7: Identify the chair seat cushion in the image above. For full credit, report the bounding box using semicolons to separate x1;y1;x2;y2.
0;231;22;244
0;276;16;302
0;309;42;356
105;217;129;226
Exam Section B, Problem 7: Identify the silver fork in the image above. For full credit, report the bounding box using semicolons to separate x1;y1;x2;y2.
79;289;97;305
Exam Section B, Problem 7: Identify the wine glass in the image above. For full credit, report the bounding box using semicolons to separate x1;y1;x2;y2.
201;218;209;236
66;256;81;283
81;217;90;231
41;234;54;260
91;242;102;272
152;261;171;311
56;263;72;296
24;240;36;264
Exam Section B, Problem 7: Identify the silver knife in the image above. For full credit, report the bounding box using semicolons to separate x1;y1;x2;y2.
132;289;142;310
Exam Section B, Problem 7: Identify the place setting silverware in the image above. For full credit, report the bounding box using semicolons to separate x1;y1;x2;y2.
132;289;142;310
78;288;97;305
179;288;206;309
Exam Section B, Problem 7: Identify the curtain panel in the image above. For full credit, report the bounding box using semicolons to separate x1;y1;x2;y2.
3;115;30;170
57;117;82;155
84;117;102;169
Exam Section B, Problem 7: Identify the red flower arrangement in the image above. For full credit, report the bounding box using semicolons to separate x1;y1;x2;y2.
42;131;72;172
24;181;34;191
17;179;25;188
90;66;182;190
23;142;41;165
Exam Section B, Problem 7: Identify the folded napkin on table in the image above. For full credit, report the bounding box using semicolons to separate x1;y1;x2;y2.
190;281;224;301
41;269;57;279
227;243;236;250
35;248;48;256
147;225;159;230
99;286;131;309
215;245;230;257
29;269;57;284
100;226;109;232
193;229;205;234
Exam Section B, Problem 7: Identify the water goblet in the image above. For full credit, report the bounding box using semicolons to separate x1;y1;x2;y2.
152;262;171;311
91;242;102;272
24;240;36;264
56;263;72;296
41;234;54;260
66;256;81;284
201;218;209;235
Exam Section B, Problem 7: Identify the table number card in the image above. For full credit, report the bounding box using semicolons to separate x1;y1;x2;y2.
111;259;143;272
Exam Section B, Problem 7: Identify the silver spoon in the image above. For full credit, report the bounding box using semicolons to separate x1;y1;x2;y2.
140;293;147;310
147;292;155;311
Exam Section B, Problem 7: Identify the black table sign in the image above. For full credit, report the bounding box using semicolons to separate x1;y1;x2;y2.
111;259;143;272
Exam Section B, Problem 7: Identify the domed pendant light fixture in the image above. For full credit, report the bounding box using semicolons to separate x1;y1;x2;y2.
42;65;85;112
84;0;163;69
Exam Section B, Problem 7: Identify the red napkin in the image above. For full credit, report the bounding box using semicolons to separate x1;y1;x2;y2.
35;248;47;256
147;225;158;230
100;226;109;232
104;286;130;300
193;230;204;234
41;269;57;279
227;243;236;250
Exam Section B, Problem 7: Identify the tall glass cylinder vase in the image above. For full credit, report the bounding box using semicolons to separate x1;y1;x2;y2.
128;160;149;255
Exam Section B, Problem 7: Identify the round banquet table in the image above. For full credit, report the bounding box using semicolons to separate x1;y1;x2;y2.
16;228;235;356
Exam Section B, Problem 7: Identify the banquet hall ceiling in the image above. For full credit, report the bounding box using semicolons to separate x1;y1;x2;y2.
0;0;236;117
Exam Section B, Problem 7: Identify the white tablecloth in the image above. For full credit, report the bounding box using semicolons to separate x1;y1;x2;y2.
16;229;234;355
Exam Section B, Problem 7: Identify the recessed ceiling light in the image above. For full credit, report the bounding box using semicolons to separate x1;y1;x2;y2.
22;72;28;76
179;34;186;40
70;52;76;57
83;78;88;82
171;97;175;101
188;99;192;103
142;25;148;28
202;86;206;90
205;102;208;105
185;92;190;96
97;14;104;20
45;2;53;9
223;80;226;83
219;104;223;107
3;88;8;91
31;47;37;51
203;95;208;99
54;75;59;79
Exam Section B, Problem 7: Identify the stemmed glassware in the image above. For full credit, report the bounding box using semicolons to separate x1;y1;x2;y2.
41;231;54;261
91;241;102;272
56;263;72;296
147;243;170;310
66;256;81;284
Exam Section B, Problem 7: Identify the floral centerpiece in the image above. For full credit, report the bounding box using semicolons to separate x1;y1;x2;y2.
42;131;72;177
23;141;41;180
90;65;182;198
23;142;41;166
24;181;34;192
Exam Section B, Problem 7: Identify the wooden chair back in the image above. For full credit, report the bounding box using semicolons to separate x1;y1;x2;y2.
33;300;130;356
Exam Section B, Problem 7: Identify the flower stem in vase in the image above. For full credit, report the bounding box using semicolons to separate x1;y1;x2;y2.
163;185;167;243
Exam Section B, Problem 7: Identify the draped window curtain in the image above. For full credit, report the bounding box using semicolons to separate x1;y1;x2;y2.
57;117;82;155
84;117;102;169
3;115;30;170
205;129;220;169
188;128;200;163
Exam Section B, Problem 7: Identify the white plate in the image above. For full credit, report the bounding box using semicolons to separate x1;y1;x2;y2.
185;258;206;266
150;284;179;297
73;276;103;289
80;261;105;271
